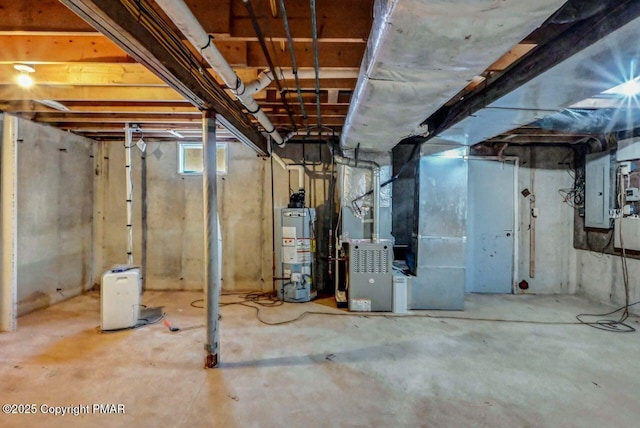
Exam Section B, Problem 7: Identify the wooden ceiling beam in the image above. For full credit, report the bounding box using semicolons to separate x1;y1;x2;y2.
0;35;363;69
0;85;186;101
0;35;248;66
0;63;358;88
0;0;94;32
0;0;373;42
60;0;268;154
55;122;201;129
227;0;373;41
0;63;165;86
0;0;373;41
34;113;200;123
0;101;199;114
246;41;364;69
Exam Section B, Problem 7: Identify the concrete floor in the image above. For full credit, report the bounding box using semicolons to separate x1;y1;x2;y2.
1;291;639;428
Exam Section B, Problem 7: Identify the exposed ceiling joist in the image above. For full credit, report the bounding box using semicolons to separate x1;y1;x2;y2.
0;0;373;41
59;0;268;155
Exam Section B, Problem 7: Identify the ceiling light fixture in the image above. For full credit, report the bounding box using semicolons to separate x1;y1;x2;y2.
604;78;640;97
14;64;35;88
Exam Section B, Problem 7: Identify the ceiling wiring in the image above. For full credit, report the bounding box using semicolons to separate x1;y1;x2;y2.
310;0;323;137
280;0;309;121
243;0;297;130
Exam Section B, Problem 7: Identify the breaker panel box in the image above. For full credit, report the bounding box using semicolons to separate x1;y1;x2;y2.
276;208;316;302
101;266;142;331
585;151;614;229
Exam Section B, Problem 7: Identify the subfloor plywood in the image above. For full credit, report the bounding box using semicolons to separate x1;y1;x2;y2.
1;291;639;427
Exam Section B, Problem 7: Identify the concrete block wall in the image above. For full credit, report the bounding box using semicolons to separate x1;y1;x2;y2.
16;118;95;315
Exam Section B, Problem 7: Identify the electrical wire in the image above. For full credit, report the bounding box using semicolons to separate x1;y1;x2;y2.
244;0;296;129
576;301;639;333
577;166;636;333
190;292;638;331
279;0;308;120
310;0;322;136
98;310;167;334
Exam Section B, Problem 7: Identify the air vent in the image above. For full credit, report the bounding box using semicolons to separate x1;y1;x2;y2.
352;245;389;274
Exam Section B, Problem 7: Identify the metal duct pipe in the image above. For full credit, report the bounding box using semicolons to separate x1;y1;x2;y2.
272;152;305;190
333;154;381;243
155;0;284;147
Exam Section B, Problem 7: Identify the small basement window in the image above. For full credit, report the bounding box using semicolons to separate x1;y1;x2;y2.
178;142;228;175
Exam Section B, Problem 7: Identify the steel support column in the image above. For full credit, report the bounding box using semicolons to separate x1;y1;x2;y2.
203;111;221;368
0;114;18;332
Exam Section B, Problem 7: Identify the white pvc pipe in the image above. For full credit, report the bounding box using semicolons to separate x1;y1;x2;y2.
125;124;134;265
245;69;359;95
272;153;304;190
155;0;284;146
0;114;17;332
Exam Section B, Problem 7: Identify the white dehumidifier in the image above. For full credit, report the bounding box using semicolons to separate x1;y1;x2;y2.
101;266;142;331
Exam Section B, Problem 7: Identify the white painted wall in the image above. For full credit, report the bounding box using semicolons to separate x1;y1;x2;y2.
16;118;95;315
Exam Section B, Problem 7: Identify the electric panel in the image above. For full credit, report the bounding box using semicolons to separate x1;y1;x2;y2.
585;152;614;229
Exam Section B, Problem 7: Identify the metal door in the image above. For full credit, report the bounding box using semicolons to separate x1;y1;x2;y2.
466;159;515;293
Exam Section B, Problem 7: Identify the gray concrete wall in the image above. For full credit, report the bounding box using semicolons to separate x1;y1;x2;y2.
505;146;576;294
16;118;95;315
100;139;281;292
574;250;640;315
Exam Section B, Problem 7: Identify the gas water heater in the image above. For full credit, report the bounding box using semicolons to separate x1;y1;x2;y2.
277;207;316;302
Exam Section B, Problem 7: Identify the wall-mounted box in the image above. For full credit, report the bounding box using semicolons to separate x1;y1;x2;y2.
585;152;614;229
616;137;640;161
614;217;640;251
